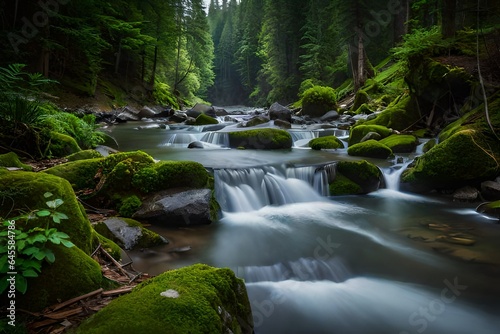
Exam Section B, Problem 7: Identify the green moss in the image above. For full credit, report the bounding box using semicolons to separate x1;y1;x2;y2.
92;230;122;260
245;116;269;127
380;134;419;153
301;85;337;117
363;95;421;131
354;103;373;115
47;131;81;157
334;160;382;194
423;139;437;153
309;136;345;150
0;171;94;254
43;157;104;190
351;89;370;111
76;264;253;334
348;125;393;146
66;149;102;161
348;140;393;159
194;113;219;125
228;129;293;149
402;130;499;188
329;173;362;195
19;244;102;312
0;152;32;170
118;195;142;218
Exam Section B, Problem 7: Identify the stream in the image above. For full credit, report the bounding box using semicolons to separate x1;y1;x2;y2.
102;110;500;334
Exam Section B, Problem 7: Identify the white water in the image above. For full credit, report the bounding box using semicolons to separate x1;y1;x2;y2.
382;160;412;191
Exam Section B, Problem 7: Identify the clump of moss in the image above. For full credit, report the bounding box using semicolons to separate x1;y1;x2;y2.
92;230;122;260
309;136;344;150
348;124;393;146
46;131;81;157
334;160;382;194
118;195;142;217
301;85;337;117
329;173;362;195
363;95;421;131
379;134;419;153
76;264;253;334
66;149;102;161
351;89;370;112
194;113;219;125
423;139;437;153
354;103;373;115
348;140;393;159
228;129;293;149
0;152;32;170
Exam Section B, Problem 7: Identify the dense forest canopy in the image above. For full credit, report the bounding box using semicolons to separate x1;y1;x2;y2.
0;0;499;107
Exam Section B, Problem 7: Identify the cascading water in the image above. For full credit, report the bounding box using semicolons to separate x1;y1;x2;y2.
382;159;412;191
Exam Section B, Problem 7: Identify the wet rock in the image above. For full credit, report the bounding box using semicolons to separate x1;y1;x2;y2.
320;110;339;122
360;131;382;142
139;106;157;119
269;102;292;123
453;186;479;202
188;141;204;149
134;189;214;226
481;180;500;200
116;106;141;121
169;112;188;123
273;119;292;129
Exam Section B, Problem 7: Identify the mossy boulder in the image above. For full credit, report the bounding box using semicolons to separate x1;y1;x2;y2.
379;134;419;153
423;139;437;153
94;218;167;250
331;160;382;195
92;230;122;260
0;152;32;170
309;136;345;150
0;170;94;254
363;95;421;131
245;116;270;127
301;85;337;117
66;149;103;161
348;140;393;159
17;244;102;312
76;264;254;334
354;103;373;115
118;195;142;217
348;125;392;146
401;130;499;191
194;113;219;125
47;131;81;157
351;89;370;112
228;129;293;149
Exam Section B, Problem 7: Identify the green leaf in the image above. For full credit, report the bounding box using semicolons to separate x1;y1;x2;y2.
36;210;51;217
44;192;53;198
20;259;41;272
52;212;68;222
26;234;47;244
60;239;75;248
17;240;26;251
20;247;39;256
46;199;63;209
45;250;55;263
22;269;39;278
34;250;48;261
0;255;8;272
0;231;8;237
0;278;8;294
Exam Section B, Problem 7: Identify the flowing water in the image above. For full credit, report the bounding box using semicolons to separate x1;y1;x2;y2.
104;115;500;334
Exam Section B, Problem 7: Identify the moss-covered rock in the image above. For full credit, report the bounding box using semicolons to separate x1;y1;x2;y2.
363;95;421;131
329;173;362;195
0;170;94;254
348;140;393;159
0;152;32;170
380;134;419;153
194;113;219;125
309;136;345;150
333;160;382;194
423;139;437;153
47;131;81;157
76;264;254;334
401;130;499;191
348;124;393;146
94;218;166;250
66;149;103;161
301;85;337;117
245;116;270;127
92;230;122;260
228;129;293;149
351;89;370;112
18;244;102;312
354;103;373;115
118;195;142;217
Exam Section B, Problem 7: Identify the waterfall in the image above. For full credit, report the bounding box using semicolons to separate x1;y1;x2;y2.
214;165;329;212
200;132;230;147
163;133;203;146
382;160;412;191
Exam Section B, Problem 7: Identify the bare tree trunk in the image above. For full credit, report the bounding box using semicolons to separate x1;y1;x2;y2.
442;0;457;38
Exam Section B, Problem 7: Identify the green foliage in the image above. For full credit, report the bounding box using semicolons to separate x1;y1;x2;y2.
0;192;74;295
153;82;180;109
118;196;142;218
301;85;337;117
309;136;344;150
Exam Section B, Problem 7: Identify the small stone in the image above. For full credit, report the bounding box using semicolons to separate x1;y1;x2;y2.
160;289;180;298
452;186;479;202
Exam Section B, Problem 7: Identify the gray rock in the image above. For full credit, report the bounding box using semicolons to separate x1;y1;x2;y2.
188;141;204;149
273;119;291;129
134;189;214;226
116;106;141;121
139;106;157;119
453;186;480;202
360;131;382;142
481;180;500;200
102;217;142;250
269;102;292;123
320;110;339;122
169;112;188;123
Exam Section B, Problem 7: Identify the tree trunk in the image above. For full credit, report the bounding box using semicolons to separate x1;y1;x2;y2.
442;0;457;38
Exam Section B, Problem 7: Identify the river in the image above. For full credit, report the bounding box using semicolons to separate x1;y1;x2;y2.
102;112;500;334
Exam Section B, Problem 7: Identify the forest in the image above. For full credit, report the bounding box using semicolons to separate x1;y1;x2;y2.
0;0;498;108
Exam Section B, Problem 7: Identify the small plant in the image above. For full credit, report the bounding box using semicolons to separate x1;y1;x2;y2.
119;195;142;218
0;192;75;294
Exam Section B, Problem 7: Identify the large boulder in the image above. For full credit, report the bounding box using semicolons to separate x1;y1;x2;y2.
75;264;254;334
116;106;141;122
194;113;219;125
0;152;32;170
379;134;419;153
134;189;216;226
228;129;293;149
348;125;393;146
309;136;344;150
401;130;499;191
269;102;292;123
94;217;167;250
330;160;382;195
363;95;421;131
139;106;157;119
347;140;393;159
481;180;500;201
